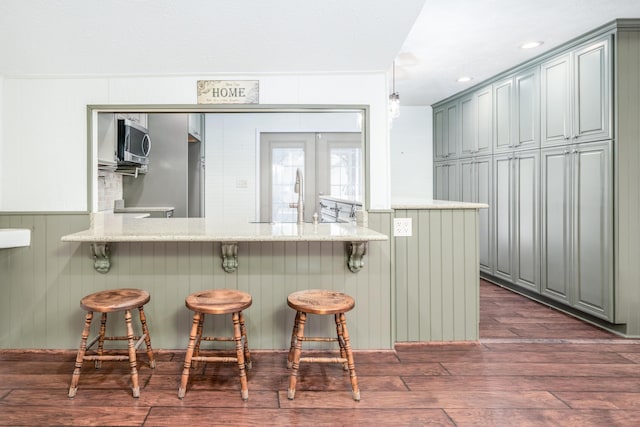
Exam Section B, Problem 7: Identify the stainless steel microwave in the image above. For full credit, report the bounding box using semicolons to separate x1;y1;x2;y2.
117;119;151;165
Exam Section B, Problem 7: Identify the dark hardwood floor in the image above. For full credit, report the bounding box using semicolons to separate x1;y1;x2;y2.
2;280;640;426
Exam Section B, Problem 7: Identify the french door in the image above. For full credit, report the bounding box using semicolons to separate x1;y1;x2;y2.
259;132;361;222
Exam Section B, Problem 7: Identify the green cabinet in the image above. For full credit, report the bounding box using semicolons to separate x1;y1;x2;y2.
541;141;613;320
459;94;476;157
493;150;539;292
475;86;493;156
460;155;492;273
514;66;540;149
433;101;458;161
493;77;513;153
494;65;540;154
541;37;611;147
434;160;458;201
432;20;640;333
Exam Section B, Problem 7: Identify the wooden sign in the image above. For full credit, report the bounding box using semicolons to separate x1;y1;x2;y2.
197;80;259;104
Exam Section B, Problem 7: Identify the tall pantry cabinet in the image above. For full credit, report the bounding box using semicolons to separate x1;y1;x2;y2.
433;20;640;334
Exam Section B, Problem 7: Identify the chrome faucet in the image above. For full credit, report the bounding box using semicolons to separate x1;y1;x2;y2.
289;168;304;224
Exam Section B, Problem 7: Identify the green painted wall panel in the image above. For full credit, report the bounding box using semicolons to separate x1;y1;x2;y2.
616;30;640;335
394;208;481;342
1;209;481;348
0;213;394;349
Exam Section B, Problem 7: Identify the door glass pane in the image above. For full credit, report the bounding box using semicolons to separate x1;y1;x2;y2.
329;147;362;201
272;148;304;222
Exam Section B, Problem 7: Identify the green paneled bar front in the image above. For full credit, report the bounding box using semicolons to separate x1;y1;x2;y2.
1;204;485;350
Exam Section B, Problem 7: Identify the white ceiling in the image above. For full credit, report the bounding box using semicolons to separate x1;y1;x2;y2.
1;0;640;106
399;0;640;105
0;0;423;76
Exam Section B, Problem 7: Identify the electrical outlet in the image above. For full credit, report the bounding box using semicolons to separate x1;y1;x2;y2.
393;218;412;237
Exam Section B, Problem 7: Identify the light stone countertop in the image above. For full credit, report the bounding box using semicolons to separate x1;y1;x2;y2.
392;199;489;210
61;213;388;243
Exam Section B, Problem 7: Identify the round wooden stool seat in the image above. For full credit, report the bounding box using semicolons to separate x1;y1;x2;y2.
80;288;151;312
287;289;355;315
185;289;252;314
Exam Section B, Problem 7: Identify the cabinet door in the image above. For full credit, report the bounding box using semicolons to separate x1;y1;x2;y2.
573;39;611;143
572;141;612;320
97;113;117;164
434;162;457;200
493;153;513;281
446;161;459;201
513;150;539;292
514;66;540;150
493;78;513;153
459;158;475;203
445;102;458;158
459;95;476;157
541;147;572;303
433;106;446;160
475;86;493;155
476;156;493;273
541;54;571;146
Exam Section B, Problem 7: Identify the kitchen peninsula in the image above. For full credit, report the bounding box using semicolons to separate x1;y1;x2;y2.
62;213;387;274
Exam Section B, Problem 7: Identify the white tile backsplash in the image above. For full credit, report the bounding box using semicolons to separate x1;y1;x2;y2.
97;170;122;211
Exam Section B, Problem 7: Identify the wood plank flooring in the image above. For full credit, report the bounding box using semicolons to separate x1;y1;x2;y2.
2;280;640;426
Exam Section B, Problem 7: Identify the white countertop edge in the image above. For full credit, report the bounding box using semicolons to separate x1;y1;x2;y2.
392;200;489;210
61;235;388;243
62;215;388;243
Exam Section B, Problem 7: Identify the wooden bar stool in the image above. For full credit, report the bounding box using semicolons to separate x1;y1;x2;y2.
286;289;360;401
178;289;252;401
68;288;155;398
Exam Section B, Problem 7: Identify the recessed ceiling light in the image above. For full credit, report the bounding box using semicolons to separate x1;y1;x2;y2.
457;76;473;83
521;41;543;49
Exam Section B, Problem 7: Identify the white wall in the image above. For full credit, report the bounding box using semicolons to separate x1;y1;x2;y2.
0;73;391;212
390;105;433;203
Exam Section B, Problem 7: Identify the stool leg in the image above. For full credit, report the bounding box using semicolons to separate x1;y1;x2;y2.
178;311;201;399
338;312;360;401
124;309;141;398
335;313;348;371
191;313;205;369
95;312;107;369
232;311;249;401
69;311;93;398
239;311;252;370
138;306;156;369
287;311;301;369
287;311;306;400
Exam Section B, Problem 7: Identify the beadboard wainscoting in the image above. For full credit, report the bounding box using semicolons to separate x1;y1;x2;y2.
394;208;480;342
0;213;393;350
1;208;483;350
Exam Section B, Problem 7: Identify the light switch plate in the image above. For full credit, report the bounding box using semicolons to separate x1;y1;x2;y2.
393;218;412;237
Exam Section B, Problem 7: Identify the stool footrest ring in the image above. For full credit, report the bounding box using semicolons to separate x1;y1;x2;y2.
200;336;235;342
299;337;338;343
83;355;130;362
300;356;347;364
192;356;239;364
